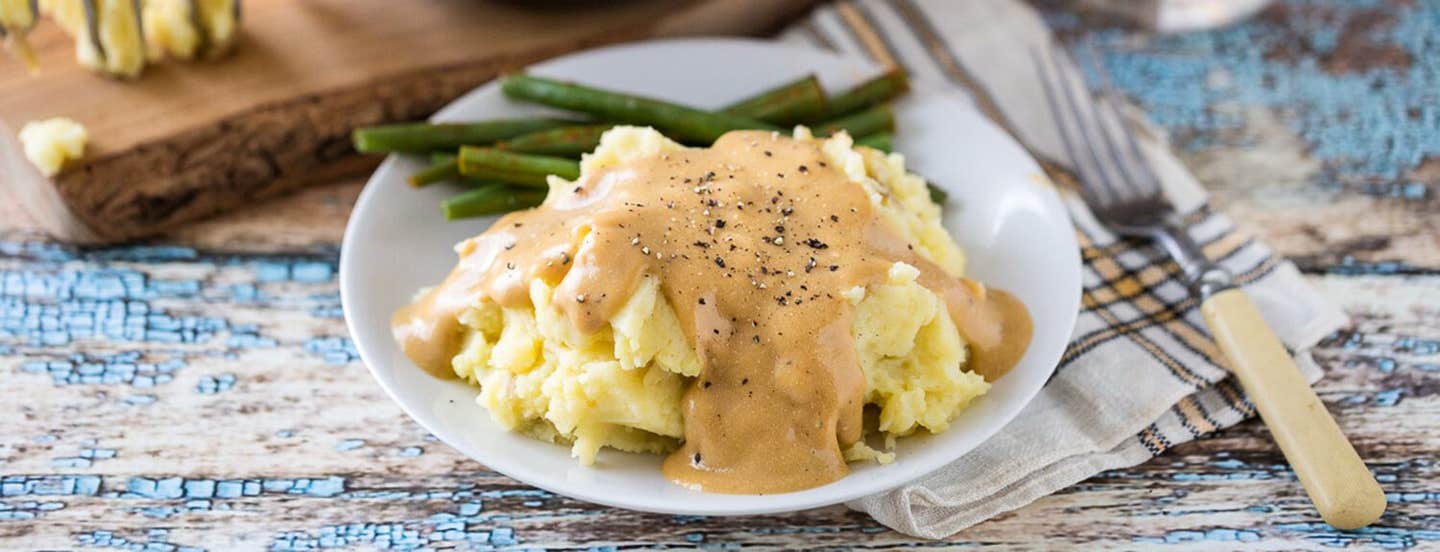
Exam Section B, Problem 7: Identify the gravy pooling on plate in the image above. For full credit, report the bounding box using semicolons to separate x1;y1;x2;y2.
392;130;1032;493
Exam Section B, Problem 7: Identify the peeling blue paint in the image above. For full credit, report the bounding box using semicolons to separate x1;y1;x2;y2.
125;394;158;406
91;245;200;263
2;238;340;391
84;447;118;460
0;475;102;497
270;501;517;551
1133;527;1263;544
196;373;237;394
228;328;277;349
229;283;261;302
1084;0;1440;184
335;439;366;452
1170;470;1286;482
20;352;183;388
1373;389;1403;406
78;528;205;552
305;336;359;365
0;500;65;520
1387;491;1439;503
1;266;222;346
124;476;345;501
253;260;336;284
309;293;345;319
1327;257;1427;276
1273;522;1440;548
293;262;335;283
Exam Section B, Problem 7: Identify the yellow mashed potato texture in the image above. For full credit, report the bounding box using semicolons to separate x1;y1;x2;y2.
449;127;990;465
18;117;88;177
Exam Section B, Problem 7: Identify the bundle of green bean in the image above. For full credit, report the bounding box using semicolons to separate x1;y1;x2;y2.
351;69;948;220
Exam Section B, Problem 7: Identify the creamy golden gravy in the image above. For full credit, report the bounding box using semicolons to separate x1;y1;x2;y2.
392;131;1032;494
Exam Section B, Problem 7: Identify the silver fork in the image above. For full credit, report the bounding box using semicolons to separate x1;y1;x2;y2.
1032;43;1386;530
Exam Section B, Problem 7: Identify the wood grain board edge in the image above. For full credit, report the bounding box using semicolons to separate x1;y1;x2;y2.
0;119;101;241
49;41;586;244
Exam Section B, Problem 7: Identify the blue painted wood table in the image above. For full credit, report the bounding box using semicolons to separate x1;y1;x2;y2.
2;0;1436;549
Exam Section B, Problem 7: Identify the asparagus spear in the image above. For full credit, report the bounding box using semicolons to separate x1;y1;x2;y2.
721;74;827;125
498;125;610;158
855;132;893;153
443;184;547;220
352;119;578;154
823;69;909;119
816;104;895;139
500;74;779;143
457;146;580;188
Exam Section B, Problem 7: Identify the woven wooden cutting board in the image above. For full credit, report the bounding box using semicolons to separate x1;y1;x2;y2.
0;0;814;243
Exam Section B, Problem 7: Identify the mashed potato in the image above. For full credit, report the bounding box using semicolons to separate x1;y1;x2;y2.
19;117;88;177
448;127;989;465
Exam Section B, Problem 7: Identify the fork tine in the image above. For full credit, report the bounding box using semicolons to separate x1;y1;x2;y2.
1049;43;1139;206
1067;45;1150;202
1030;44;1110;208
1034;43;1136;209
1082;44;1164;202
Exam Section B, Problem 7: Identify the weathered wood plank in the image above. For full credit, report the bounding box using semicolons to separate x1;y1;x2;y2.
0;228;1433;549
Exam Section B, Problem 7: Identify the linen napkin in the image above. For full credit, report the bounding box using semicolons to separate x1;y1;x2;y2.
778;0;1349;539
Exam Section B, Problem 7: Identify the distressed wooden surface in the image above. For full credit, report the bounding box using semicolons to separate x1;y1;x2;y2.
1;0;1437;549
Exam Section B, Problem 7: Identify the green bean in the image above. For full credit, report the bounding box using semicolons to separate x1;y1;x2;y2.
495;76;829;159
823;69;909;119
721;74;827;125
352;119;578;153
457;146;580;188
500;74;779;143
408;159;460;187
816;104;895;139
855;132;893;153
443;184;547;220
926;183;948;204
499;125;610;157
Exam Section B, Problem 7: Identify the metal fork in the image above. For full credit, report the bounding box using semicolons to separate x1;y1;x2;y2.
1032;43;1386;530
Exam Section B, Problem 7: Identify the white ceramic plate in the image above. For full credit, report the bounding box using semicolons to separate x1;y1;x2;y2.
341;38;1081;516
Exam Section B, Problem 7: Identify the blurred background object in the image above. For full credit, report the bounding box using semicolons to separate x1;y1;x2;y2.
0;0;40;71
40;0;148;78
142;0;241;62
1078;0;1271;32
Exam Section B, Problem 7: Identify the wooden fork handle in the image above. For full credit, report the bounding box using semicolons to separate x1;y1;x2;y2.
1201;288;1386;529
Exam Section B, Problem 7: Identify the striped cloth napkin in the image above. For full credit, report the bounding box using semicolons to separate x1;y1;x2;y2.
778;0;1349;539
